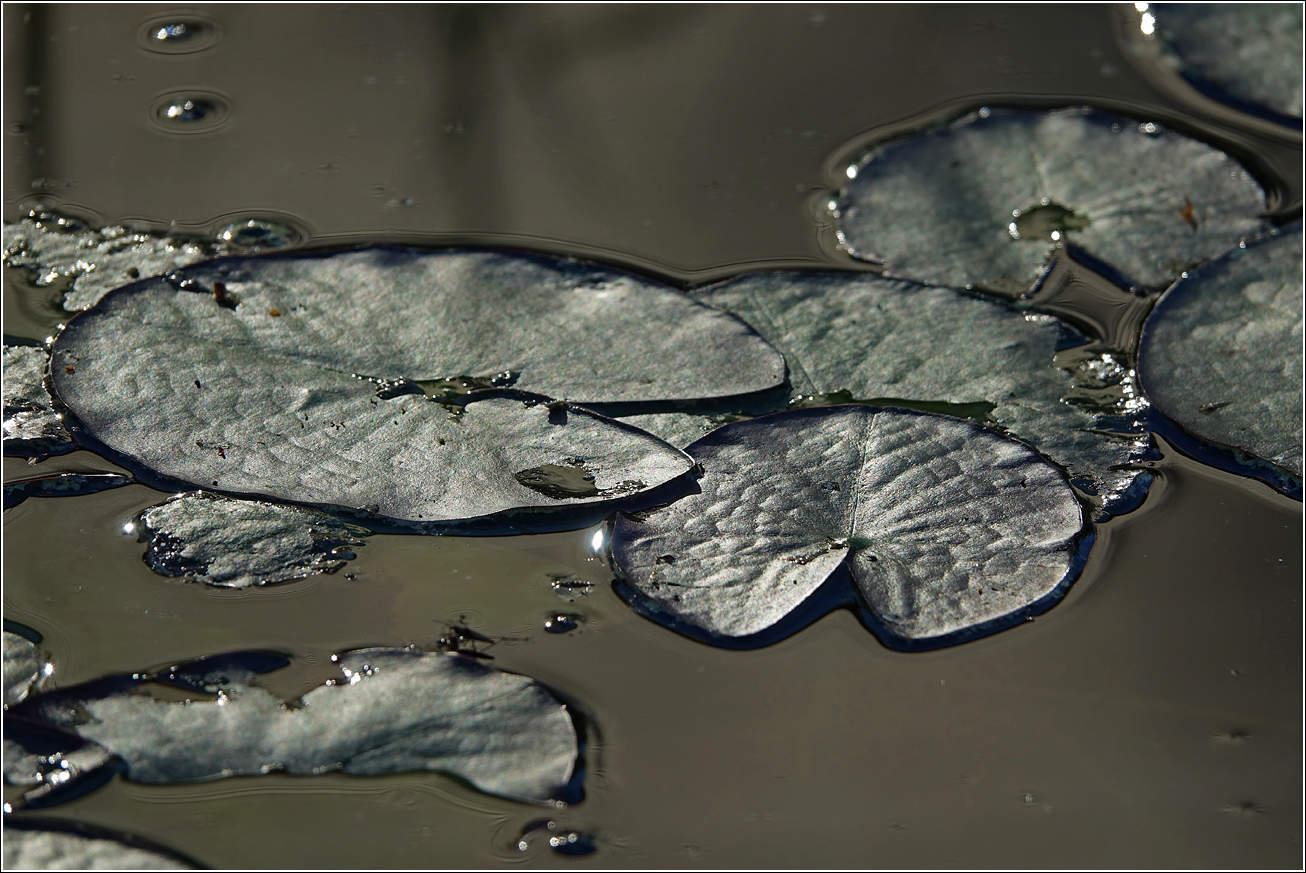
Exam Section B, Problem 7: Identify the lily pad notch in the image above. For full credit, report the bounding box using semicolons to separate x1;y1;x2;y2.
611;406;1093;652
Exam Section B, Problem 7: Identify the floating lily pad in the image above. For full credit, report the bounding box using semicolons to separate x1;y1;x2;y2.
135;492;369;588
13;648;580;803
1139;225;1303;480
164;246;784;403
1147;3;1304;123
682;271;1152;509
837;108;1268;293
2;820;200;869
3;344;74;458
2;213;298;312
50;276;697;523
4;472;134;510
612;407;1085;644
4;629;43;707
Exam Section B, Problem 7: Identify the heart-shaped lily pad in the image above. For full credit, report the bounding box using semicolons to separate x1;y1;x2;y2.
2;344;74;458
1145;3;1304;123
134;492;370;588
612;406;1086;646
672;271;1153;511
837;107;1268;294
1139;224;1303;480
50;275;698;524
12;647;581;804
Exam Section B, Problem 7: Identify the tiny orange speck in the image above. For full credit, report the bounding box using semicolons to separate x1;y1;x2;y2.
269;309;281;317
64;365;75;374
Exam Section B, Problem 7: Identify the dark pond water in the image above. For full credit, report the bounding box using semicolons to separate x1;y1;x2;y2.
3;4;1302;868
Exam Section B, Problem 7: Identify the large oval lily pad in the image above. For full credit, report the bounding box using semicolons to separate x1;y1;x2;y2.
1139;225;1303;480
13;648;581;804
50;276;697;523
1146;3;1304;123
837;107;1268;294
670;271;1152;511
612;406;1086;645
162;246;784;404
135;492;369;588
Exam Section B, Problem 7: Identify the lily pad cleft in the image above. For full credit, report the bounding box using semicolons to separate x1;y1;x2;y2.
612;406;1087;647
837;107;1268;294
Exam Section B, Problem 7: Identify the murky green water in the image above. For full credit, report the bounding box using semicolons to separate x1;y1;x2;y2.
4;5;1301;867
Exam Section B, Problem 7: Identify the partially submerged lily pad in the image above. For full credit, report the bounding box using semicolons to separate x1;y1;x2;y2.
681;271;1152;509
4;472;134;510
1146;3;1304;123
2;212;299;312
12;648;580;803
4;628;44;707
50;274;697;523
135;491;369;588
837;107;1268;293
3;344;74;458
1139;225;1303;480
2;820;199;870
612;407;1085;645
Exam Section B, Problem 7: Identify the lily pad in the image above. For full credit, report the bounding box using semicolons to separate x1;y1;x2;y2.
13;647;580;803
4;472;134;510
50;276;697;523
2;820;200;869
1147;3;1304;123
681;271;1152;510
612;406;1085;644
837;107;1268;294
1139;224;1303;479
4;629;43;707
3;344;74;458
2;213;298;312
135;492;369;588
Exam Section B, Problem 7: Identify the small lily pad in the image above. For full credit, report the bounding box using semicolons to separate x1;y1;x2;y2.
135;492;369;588
13;648;580;804
2;212;298;312
686;271;1152;510
4;472;134;510
1147;3;1304;123
2;821;199;870
2;344;74;458
50;276;696;523
838;107;1268;293
1139;225;1303;479
612;406;1085;645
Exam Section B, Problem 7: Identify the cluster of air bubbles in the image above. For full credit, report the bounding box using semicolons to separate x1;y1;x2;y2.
549;574;594;601
216;219;300;250
1136;3;1156;37
155;23;191;41
516;820;596;856
163;98;206;122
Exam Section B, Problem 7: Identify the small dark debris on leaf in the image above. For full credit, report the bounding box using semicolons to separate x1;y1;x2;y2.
212;281;238;310
1198;400;1233;413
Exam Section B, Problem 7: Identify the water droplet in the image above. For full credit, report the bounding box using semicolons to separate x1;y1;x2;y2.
150;91;229;134
139;15;219;54
1023;793;1035;804
543;614;580;634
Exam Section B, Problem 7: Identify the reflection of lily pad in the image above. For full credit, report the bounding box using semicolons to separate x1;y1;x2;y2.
167;246;784;403
135;492;370;588
2;344;74;458
1139;225;1303;479
680;272;1152;510
2;820;199;870
50;277;695;523
613;407;1085;645
1146;3;1304;123
837;108;1268;293
14;648;580;804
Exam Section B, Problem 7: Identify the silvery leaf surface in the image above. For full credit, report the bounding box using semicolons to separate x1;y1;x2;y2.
838;108;1268;293
169;246;785;403
4;631;42;707
691;272;1152;508
136;492;369;588
16;648;580;804
612;407;1085;644
1139;225;1304;479
1149;2;1304;122
50;277;695;523
2;214;298;312
3;344;74;458
2;821;198;870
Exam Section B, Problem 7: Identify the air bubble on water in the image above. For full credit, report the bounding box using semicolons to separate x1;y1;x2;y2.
163;99;206;122
215;219;299;251
155;23;191;41
543;614;580;634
